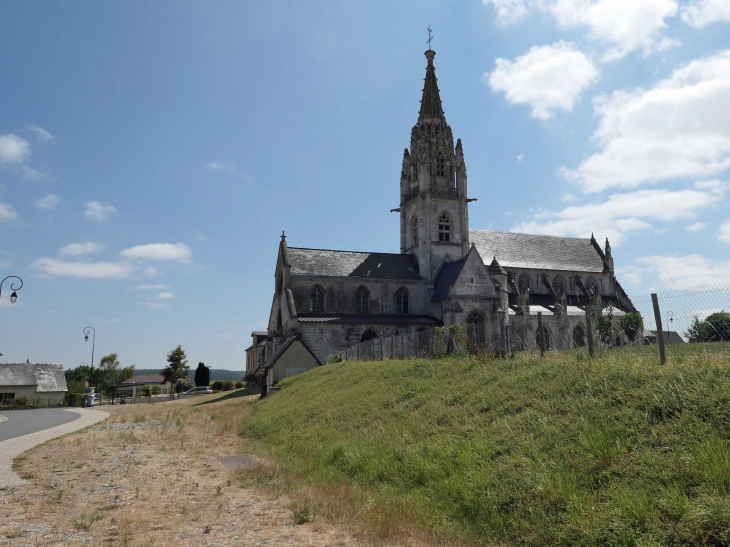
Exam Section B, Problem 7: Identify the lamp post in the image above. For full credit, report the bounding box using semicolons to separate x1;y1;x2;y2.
0;276;23;305
83;327;96;390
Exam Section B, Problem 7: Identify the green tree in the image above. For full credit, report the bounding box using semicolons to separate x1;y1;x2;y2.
98;353;121;391
161;345;190;400
687;312;730;343
618;312;644;342
194;362;211;387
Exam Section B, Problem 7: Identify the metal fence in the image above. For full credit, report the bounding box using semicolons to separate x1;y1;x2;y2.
339;283;730;363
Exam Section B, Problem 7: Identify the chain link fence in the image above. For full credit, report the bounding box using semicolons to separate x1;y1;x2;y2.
339;283;730;363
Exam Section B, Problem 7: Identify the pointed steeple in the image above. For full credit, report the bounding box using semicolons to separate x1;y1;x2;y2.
419;50;445;121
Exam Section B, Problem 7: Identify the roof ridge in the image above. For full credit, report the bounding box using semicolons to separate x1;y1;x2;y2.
288;247;408;256
469;228;591;241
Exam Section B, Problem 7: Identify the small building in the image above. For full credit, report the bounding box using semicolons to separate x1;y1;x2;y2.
245;331;268;377
644;330;685;345
261;335;320;389
120;373;172;394
0;362;68;405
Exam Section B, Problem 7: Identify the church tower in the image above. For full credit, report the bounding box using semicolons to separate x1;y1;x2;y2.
400;49;470;281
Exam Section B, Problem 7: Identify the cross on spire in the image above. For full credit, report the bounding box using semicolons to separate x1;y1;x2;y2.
427;25;433;49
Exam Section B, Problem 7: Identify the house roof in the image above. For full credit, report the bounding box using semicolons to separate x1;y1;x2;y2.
262;335;321;372
287;247;423;280
646;330;686;344
469;230;606;273
120;373;166;385
297;314;442;325
431;255;468;302
0;362;68;392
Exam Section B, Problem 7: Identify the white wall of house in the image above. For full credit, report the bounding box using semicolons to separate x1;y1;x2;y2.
0;385;65;404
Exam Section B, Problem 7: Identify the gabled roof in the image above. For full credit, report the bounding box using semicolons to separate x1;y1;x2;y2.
287;248;423;280
646;330;686;344
262;335;321;372
431;254;468;302
0;363;67;392
121;373;166;385
469;230;606;273
297;314;441;325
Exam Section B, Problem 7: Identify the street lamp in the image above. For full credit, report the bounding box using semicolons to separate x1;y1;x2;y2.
83;326;96;389
0;276;23;305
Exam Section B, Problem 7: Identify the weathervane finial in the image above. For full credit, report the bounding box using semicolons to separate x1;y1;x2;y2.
427;25;433;50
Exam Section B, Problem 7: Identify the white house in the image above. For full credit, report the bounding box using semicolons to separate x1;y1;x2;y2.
0;362;68;405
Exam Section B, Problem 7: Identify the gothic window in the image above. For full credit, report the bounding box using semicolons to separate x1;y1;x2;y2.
436;152;445;177
438;213;450;242
518;273;531;295
466;310;486;345
585;277;599;297
354;286;370;314
395;287;409;314
411;215;418;247
309;285;324;313
573;324;586;347
361;328;379;342
552;276;566;298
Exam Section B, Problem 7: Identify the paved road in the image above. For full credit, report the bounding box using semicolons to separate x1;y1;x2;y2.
0;408;81;442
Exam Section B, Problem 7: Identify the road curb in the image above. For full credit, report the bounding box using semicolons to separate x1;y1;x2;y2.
0;408;109;488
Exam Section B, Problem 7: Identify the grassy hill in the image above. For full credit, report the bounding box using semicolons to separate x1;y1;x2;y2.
241;344;730;546
133;368;243;382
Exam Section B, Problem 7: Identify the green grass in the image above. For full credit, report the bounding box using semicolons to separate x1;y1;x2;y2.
240;343;730;546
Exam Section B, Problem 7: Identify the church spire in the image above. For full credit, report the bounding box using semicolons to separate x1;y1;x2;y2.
419;50;445;122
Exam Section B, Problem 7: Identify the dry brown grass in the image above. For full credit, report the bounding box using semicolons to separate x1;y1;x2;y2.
0;390;372;546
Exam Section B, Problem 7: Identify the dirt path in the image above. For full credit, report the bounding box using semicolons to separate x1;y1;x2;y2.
0;392;367;546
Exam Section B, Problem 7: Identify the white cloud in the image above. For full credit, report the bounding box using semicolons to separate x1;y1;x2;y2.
132;284;170;290
0;134;31;164
144;267;159;277
120;243;191;263
546;0;679;61
561;193;577;203
59;242;106;256
513;182;725;245
0;202;18;221
616;265;643;286
686;222;707;231
634;254;730;288
488;41;599;120
517;154;524;162
34;193;59;210
32;257;134;279
84;201;118;220
681;0;730;28
28;125;54;143
483;0;529;24
109;318;120;324
720;220;730;242
207;161;236;173
140;301;169;309
155;292;174;299
563;51;730;193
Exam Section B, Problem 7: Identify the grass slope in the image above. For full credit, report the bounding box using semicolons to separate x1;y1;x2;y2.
241;344;730;546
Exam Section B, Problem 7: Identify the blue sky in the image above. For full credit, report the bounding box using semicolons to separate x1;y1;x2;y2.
1;0;729;371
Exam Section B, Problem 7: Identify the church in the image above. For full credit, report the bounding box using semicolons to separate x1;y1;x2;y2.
258;48;636;383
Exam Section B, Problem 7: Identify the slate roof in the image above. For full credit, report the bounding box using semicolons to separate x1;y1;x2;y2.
431;255;468;302
419;50;445;121
297;314;441;325
0;363;68;392
287;248;423;279
469;230;606;273
646;330;686;344
120;373;166;385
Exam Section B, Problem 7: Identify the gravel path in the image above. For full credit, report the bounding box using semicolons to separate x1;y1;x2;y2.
0;408;109;488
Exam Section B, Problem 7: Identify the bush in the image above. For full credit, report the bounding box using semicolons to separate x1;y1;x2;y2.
222;380;235;391
687;312;730;342
327;354;343;363
235;381;244;389
211;380;223;392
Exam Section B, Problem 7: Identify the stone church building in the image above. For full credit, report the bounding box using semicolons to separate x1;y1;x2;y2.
259;48;636;380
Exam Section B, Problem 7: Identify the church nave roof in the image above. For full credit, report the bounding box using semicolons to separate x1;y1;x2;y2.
287;247;424;280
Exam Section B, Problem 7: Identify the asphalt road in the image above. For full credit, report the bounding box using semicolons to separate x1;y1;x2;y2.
0;408;81;442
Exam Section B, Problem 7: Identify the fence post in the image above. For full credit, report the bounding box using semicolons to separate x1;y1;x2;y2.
380;336;384;360
357;342;360;361
652;293;667;364
585;308;595;358
537;312;545;357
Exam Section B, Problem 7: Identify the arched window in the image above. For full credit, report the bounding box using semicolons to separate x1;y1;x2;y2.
361;328;379;342
395;287;409;314
536;325;552;350
573;324;585;347
518;273;531;295
466;310;486;345
436;152;445;177
552;275;566;298
585;277;599;297
411;215;418;247
438;213;451;242
309;285;324;313
354;286;370;314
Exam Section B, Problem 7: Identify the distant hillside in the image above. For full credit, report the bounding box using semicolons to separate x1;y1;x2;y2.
133;368;243;381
